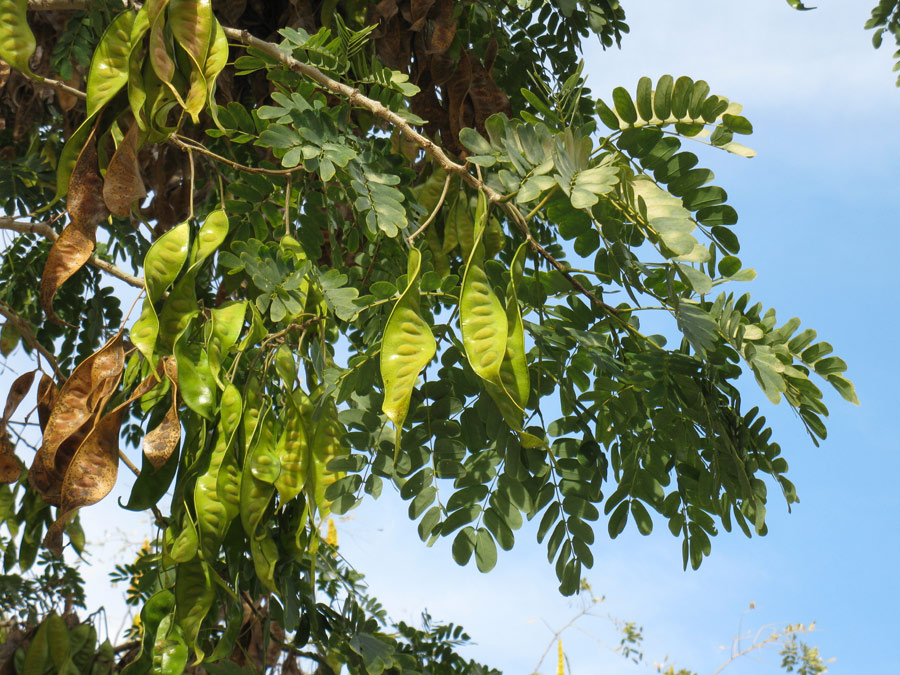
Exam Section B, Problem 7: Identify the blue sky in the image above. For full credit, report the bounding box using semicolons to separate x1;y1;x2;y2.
334;2;900;674
2;1;897;672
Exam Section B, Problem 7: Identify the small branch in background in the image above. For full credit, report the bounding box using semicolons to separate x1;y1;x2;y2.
0;218;144;289
27;0;87;9
0;300;62;379
35;76;86;101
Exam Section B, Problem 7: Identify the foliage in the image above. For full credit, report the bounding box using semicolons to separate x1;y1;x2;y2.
0;0;871;672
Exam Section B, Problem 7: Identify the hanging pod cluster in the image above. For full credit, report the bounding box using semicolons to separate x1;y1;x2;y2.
7;0;230;322
381;194;531;450
157;378;348;664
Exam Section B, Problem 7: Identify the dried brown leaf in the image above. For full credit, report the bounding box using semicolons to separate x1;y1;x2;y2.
103;122;146;218
2;370;35;425
45;408;122;555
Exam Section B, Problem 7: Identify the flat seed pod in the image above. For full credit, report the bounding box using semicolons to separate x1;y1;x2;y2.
274;392;310;504
142;376;180;469
174;559;214;663
45;408;123;555
460;195;507;383
102;121;147;217
36;373;57;433
43;126;109;324
380;248;436;450
2;370;34;425
0;0;35;76
40;225;96;326
249;406;280;484
85;10;136;117
31;332;123;502
0;431;22;484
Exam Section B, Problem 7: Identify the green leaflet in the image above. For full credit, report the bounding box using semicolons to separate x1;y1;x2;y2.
460;194;508;383
174;559;213;664
207;301;247;388
380;248;436;451
86;10;136;118
0;0;35;76
131;222;190;365
631;176;710;263
274;390;310;504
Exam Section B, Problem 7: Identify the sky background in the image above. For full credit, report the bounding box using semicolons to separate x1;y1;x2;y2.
1;1;898;673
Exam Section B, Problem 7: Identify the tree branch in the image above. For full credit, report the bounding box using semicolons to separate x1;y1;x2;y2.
0;301;62;379
0;218;144;289
34;76;87;100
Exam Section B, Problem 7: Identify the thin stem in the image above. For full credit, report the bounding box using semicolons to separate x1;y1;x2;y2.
0;218;144;289
186;147;195;221
35;76;87;100
406;172;451;243
524;185;558;221
169;135;296;175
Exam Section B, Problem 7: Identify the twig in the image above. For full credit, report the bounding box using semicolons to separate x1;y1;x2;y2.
117;448;167;526
169;134;296;175
35;76;87;100
0;301;62;379
406;171;451;243
0;218;144;289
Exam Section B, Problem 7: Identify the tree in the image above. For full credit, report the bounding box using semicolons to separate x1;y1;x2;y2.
0;0;869;672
